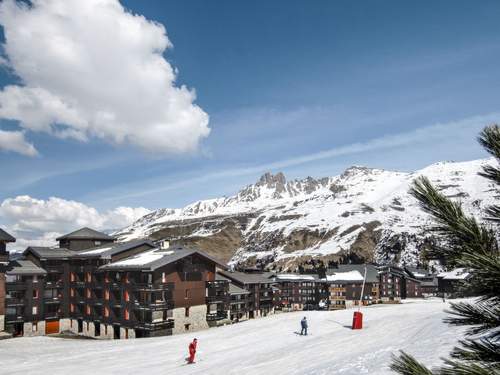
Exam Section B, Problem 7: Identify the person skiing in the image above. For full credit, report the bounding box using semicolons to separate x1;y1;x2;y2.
186;338;198;364
300;317;308;336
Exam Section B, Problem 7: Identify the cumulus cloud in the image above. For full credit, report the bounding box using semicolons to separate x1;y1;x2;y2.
0;0;210;156
0;195;150;250
0;129;38;156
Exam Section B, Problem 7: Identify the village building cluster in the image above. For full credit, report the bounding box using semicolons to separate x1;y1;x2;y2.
0;227;471;340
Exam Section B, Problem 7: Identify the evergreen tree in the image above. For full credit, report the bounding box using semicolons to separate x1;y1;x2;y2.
390;125;500;375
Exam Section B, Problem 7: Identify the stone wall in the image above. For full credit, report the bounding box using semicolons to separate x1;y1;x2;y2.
99;324;114;340
60;318;71;333
23;321;45;337
0;315;4;332
120;327;135;339
172;305;209;335
82;321;95;337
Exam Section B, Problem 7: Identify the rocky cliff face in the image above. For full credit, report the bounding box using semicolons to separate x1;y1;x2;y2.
115;158;498;271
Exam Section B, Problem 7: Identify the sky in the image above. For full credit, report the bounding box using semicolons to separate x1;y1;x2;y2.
0;0;499;247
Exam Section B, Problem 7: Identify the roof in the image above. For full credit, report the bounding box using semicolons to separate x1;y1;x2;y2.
99;246;227;271
405;267;434;279
24;246;75;259
437;268;471;280
274;273;319;282
0;228;16;242
75;239;155;259
325;270;365;283
6;259;47;275
229;282;251;295
56;227;115;241
335;264;379;283
218;270;273;285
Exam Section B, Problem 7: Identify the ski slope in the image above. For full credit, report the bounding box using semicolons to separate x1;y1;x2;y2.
0;299;466;375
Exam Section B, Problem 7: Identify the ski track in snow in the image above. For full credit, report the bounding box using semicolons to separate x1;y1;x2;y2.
0;299;468;375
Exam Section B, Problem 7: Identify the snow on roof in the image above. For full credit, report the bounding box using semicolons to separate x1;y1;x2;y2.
326;270;364;282
438;268;470;280
107;249;172;267
275;274;316;281
79;247;113;255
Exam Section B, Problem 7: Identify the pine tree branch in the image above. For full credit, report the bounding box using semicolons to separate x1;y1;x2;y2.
478;125;500;160
439;359;500;375
410;177;497;262
390;352;435;375
445;300;500;337
450;338;500;365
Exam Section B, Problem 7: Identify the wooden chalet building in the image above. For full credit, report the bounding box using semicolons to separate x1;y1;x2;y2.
325;264;379;310
437;268;472;297
2;227;228;339
272;274;326;311
0;228;16;337
378;266;422;301
405;267;438;296
217;270;274;318
215;273;249;322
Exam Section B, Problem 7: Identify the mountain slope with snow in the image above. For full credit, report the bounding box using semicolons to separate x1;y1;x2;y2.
116;158;498;270
0;300;468;374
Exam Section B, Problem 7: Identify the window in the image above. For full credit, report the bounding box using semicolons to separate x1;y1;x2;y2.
104;290;109;300
185;289;190;299
185;307;190;317
32;322;38;332
33;275;38;283
86;289;91;299
124;290;129;302
104;307;109;318
162;272;166;283
86;305;91;315
184;323;190;331
95;241;101;246
124;309;130;320
70;272;75;282
85;272;91;283
70;304;75;313
32;306;38;315
33;289;38;299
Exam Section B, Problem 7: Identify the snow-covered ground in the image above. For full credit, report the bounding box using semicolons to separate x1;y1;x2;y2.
0;299;466;375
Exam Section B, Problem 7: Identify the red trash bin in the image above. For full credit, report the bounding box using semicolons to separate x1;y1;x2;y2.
352;311;363;330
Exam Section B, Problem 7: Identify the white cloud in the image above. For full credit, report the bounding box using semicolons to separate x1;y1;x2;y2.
0;129;38;156
0;0;210;156
0;195;150;250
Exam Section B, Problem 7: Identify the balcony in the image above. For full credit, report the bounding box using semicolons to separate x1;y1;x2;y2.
134;319;174;331
206;295;228;304
5;297;25;306
133;300;174;311
5;281;27;290
44;297;61;304
5;313;24;323
129;282;174;291
206;311;228;321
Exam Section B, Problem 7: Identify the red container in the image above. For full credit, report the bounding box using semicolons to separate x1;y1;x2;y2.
352;311;363;330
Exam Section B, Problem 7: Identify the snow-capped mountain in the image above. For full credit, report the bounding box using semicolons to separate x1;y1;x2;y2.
115;158;498;270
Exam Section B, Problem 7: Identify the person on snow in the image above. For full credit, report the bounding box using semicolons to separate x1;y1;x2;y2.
186;338;198;364
300;317;308;336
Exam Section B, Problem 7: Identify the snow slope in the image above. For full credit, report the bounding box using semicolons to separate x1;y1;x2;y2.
115;158;498;269
0;299;467;375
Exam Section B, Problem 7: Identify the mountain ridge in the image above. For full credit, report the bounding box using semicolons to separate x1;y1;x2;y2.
115;158;497;271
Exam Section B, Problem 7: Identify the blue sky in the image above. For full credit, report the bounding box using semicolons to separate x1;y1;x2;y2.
1;0;499;216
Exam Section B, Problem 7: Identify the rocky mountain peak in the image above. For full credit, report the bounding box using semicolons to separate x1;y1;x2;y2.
257;172;287;187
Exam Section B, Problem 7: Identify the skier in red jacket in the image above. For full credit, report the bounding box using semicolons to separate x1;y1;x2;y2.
186;338;197;364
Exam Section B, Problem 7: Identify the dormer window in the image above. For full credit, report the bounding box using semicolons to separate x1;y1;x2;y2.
95;241;101;246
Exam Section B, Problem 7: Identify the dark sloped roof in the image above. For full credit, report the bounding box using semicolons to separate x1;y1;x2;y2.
24;246;75;259
6;259;47;275
75;239;155;259
99;246;227;271
229;282;251;295
218;270;273;285
56;227;115;241
0;228;16;242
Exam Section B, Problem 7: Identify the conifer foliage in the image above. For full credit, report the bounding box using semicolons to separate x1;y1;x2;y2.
391;125;500;375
